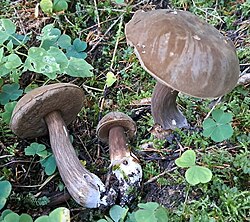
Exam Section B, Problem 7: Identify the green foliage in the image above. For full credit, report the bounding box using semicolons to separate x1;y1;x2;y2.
98;202;168;222
40;155;57;176
106;71;117;87
25;143;57;176
1;101;16;124
0;180;12;210
40;0;70;14
0;207;70;222
0;83;23;105
175;150;212;186
0;18;93;81
133;202;168;222
203;109;234;142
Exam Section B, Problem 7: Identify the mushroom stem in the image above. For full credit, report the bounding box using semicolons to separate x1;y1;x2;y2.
44;111;105;208
109;126;129;161
151;82;188;130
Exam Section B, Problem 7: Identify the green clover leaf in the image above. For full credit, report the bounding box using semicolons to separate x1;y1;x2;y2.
66;38;87;59
203;109;234;142
40;154;57;176
40;0;53;14
0;19;16;44
0;180;12;210
1;101;17;124
185;166;213;186
175;150;213;186
175;150;196;168
53;0;70;12
64;57;93;77
25;143;48;158
0;83;23;105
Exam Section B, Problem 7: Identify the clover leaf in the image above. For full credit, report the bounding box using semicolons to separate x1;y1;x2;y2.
0;83;23;105
35;207;70;222
66;38;87;59
203;109;234;142
40;154;57;176
0;180;12;210
134;202;169;222
185;166;213;186
53;0;70;12
25;143;48;158
175;150;212;186
0;19;16;45
1;101;17;124
175;150;196;168
40;0;53;14
64;57;93;77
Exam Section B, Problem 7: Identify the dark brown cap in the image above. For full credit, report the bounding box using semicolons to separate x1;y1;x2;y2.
97;112;136;143
10;83;84;139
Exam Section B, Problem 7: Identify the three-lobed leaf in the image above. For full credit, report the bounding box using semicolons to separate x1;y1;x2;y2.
175;150;213;186
25;143;48;158
0;83;23;105
203;109;234;142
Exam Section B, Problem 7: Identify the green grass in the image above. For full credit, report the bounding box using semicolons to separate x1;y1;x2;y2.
0;0;249;221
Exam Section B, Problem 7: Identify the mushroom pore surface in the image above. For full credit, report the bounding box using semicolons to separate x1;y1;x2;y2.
125;9;240;98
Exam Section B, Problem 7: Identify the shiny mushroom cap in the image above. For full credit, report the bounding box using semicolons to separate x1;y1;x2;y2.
97;111;136;143
10;83;84;139
125;9;240;98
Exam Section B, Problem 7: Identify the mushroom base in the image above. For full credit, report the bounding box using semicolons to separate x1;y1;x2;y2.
151;82;189;130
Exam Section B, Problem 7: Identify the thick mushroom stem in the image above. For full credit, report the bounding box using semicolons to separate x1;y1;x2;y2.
109;126;129;161
107;126;142;206
151;82;189;130
44;111;105;208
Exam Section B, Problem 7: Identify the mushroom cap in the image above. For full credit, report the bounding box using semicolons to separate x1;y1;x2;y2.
97;112;136;143
125;9;240;98
10;83;84;139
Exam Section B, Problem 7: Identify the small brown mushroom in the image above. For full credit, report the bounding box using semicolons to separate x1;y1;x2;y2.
10;83;106;208
125;10;240;130
97;112;142;206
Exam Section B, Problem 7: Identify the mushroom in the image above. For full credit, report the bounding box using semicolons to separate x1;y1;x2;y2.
125;10;240;130
10;83;108;208
97;112;142;206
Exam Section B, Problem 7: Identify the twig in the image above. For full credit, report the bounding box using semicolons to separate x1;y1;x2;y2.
204;97;222;120
88;14;124;53
110;15;124;70
144;167;177;185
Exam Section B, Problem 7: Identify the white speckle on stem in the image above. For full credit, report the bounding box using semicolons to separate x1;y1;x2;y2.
193;35;201;40
172;119;177;126
63;126;68;136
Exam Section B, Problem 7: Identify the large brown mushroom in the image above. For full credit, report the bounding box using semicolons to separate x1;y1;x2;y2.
125;10;240;130
97;112;142;206
10;83;107;208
